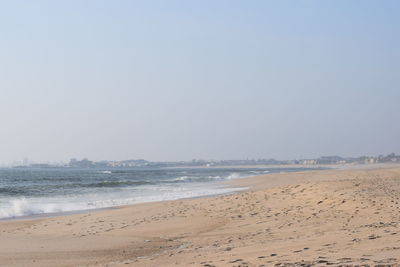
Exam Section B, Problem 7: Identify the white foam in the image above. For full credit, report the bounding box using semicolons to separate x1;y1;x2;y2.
173;176;190;181
172;175;223;182
0;183;245;219
97;170;112;174
226;173;241;179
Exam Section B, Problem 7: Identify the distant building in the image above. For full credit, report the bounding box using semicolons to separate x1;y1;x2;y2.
302;159;317;165
365;158;376;164
69;158;94;168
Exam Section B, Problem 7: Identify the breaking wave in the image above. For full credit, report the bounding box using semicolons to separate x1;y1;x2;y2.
0;184;246;219
0;167;280;219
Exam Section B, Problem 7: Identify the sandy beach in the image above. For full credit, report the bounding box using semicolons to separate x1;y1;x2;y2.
1;166;400;266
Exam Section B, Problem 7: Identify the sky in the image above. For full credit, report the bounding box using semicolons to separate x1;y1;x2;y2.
0;0;399;163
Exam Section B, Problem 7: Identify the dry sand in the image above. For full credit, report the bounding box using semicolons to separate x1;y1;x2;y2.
1;166;400;266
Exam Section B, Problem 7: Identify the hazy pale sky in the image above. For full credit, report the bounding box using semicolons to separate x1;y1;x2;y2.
0;0;399;163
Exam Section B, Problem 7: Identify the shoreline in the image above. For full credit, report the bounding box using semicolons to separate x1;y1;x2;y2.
1;164;400;266
0;181;248;223
0;166;321;222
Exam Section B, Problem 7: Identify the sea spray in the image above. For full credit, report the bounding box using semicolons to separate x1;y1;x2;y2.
0;167;310;219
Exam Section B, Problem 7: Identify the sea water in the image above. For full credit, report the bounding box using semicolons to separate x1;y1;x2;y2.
0;167;312;219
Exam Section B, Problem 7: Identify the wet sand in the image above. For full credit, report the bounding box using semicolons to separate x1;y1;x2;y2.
1;166;400;266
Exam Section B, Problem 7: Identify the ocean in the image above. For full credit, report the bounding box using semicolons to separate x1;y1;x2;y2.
0;167;315;219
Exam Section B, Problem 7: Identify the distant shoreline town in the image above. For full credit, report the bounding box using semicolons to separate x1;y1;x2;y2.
6;153;400;169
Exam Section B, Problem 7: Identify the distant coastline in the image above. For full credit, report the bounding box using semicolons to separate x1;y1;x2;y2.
6;153;400;169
